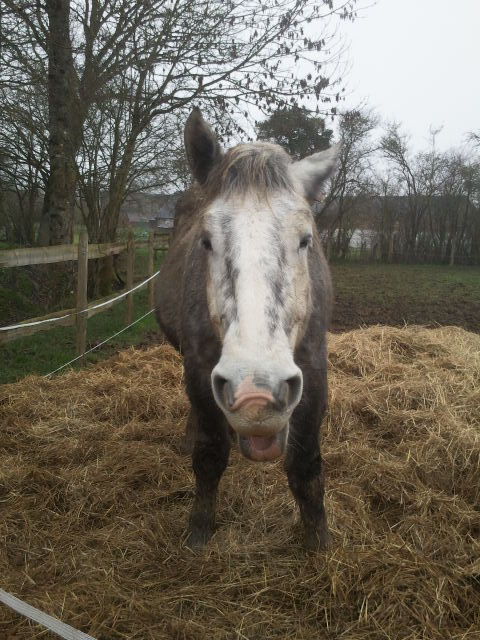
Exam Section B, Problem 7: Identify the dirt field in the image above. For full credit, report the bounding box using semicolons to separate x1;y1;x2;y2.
1;326;479;639
330;263;480;333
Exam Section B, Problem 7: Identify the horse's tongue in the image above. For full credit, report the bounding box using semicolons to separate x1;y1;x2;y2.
241;433;283;461
249;435;276;452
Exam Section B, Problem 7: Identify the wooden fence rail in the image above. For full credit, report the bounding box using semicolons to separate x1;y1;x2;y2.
0;241;128;268
0;231;169;353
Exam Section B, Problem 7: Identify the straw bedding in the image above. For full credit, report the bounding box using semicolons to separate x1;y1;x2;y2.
0;325;479;639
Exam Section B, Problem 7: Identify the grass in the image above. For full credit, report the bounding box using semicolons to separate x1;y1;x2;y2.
331;261;480;301
0;268;41;326
0;288;161;385
1;260;479;385
0;248;165;385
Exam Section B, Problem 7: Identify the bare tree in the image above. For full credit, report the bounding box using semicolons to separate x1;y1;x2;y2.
0;84;49;244
468;131;480;147
317;108;378;260
369;171;402;262
380;124;443;261
44;0;78;244
380;125;480;264
435;154;480;265
77;101;184;293
1;0;359;250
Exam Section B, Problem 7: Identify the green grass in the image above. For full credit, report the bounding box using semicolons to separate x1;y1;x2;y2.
0;268;39;325
0;248;165;385
0;288;161;385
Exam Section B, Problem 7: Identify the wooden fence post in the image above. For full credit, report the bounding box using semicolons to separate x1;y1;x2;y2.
148;229;154;310
126;230;135;324
76;231;88;362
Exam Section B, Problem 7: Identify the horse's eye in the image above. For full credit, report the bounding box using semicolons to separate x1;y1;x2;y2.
201;233;212;251
299;233;312;250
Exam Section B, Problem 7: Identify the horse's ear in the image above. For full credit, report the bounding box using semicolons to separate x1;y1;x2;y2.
184;108;222;184
291;143;341;202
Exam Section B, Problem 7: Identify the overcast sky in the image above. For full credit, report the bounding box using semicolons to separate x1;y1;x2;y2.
337;0;479;151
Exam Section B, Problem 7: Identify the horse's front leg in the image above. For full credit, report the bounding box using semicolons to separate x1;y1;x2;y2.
187;408;230;549
183;410;197;455
285;378;331;550
286;439;331;550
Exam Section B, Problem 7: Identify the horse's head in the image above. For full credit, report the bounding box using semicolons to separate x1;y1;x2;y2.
185;108;339;462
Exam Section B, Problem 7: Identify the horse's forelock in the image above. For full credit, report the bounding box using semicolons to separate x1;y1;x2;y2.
204;143;293;199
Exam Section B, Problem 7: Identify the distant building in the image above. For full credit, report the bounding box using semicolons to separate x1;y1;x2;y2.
119;192;180;233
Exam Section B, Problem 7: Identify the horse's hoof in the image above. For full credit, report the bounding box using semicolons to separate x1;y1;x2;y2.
303;527;332;551
186;526;213;550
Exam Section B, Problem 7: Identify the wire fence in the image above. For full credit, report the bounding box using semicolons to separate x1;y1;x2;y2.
0;270;160;334
0;239;167;636
44;307;156;377
0;230;168;348
0;588;97;640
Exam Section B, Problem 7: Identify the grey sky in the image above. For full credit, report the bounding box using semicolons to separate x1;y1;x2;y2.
339;0;479;151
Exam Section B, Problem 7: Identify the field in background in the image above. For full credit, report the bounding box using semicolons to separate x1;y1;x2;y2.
1;262;479;384
331;262;480;333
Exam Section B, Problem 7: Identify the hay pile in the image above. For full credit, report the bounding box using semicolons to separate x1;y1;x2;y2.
0;326;479;640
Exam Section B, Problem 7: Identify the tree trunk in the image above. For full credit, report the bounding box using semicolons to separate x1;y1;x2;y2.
387;232;394;263
449;232;457;266
99;255;115;296
97;144;137;293
326;225;333;262
406;231;417;263
37;177;51;246
97;198;125;295
44;0;76;246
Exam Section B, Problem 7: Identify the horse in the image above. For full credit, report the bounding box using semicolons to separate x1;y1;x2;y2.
155;108;339;549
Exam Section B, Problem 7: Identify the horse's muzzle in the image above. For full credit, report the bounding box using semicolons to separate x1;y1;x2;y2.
210;371;300;462
238;424;289;462
211;371;303;417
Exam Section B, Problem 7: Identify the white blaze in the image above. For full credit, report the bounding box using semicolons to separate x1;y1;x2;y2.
206;190;310;388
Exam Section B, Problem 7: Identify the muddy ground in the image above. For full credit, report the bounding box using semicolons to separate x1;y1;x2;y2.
330;262;480;333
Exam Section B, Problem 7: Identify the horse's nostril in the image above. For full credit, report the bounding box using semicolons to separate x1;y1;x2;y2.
274;374;303;411
212;374;234;410
277;381;289;411
224;381;235;409
286;374;303;408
